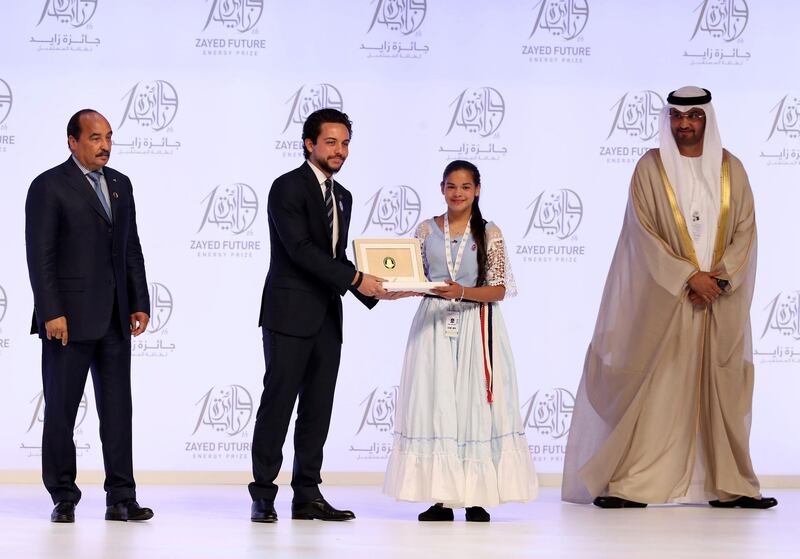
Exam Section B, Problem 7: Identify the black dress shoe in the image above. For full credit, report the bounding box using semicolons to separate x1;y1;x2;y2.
593;496;648;509
418;503;454;521
465;506;490;522
251;499;278;523
105;499;154;521
291;498;355;521
51;501;75;523
709;496;778;509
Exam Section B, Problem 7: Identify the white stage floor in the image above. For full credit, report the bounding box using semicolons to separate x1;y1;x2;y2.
0;485;796;558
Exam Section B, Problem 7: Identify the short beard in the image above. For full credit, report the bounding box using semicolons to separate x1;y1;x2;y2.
316;158;342;176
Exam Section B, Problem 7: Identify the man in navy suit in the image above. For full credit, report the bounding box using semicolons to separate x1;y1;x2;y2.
249;108;386;522
25;109;153;523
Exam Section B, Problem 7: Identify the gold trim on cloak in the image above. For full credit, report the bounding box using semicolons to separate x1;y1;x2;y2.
713;151;731;268
654;151;731;270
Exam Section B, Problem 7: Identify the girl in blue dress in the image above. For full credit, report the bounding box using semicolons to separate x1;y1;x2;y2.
383;160;537;522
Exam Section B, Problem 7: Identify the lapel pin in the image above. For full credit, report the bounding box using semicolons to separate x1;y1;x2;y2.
112;192;119;199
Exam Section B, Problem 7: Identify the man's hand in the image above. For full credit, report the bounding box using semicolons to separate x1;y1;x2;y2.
45;316;68;346
357;273;387;298
376;290;419;300
688;290;707;307
687;271;722;303
130;312;149;336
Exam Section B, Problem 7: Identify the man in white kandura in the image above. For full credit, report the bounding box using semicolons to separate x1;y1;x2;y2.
562;86;777;510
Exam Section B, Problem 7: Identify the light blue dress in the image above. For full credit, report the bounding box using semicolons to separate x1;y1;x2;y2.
383;218;537;507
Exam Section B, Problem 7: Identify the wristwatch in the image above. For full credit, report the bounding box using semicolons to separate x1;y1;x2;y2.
715;278;730;290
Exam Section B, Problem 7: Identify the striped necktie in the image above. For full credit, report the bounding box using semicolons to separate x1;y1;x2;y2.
87;170;112;220
324;178;334;235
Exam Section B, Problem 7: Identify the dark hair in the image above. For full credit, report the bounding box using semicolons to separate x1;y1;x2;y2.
301;108;353;159
66;108;99;140
441;160;487;287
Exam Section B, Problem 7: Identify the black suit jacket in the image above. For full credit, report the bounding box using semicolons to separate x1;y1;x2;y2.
25;157;149;341
259;162;376;339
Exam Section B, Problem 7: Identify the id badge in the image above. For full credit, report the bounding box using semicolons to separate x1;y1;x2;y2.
445;309;460;337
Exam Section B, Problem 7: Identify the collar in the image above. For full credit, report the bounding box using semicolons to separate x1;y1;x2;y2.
306;160;332;187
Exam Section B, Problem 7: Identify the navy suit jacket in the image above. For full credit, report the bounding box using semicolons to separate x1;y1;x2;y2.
259;162;376;340
25;157;149;341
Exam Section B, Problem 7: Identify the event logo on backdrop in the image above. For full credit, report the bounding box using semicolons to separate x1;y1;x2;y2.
20;391;91;458
361;186;422;235
0;284;9;356
760;94;800;166
440;87;509;161
682;0;751;65
360;0;430;59
0;284;7;323
29;0;101;52
754;290;800;364
190;183;262;258
515;189;586;264
522;0;592;64
132;282;176;358
349;385;398;461
274;84;345;159
114;80;182;156
0;78;15;154
522;387;575;464
600;90;664;165
185;385;253;461
195;0;266;56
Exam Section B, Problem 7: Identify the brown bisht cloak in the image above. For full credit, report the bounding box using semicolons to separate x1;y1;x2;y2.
562;148;761;504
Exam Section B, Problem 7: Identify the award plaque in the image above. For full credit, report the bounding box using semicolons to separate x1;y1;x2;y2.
352;238;447;292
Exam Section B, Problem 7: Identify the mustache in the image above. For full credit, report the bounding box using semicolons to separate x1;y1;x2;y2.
96;150;110;157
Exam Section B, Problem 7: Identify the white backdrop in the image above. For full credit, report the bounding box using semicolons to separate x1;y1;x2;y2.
1;0;798;479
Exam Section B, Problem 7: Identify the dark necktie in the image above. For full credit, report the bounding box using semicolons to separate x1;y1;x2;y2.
324;179;334;235
87;170;112;220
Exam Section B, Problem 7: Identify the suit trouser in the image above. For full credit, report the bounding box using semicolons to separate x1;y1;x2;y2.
249;303;342;504
40;304;136;506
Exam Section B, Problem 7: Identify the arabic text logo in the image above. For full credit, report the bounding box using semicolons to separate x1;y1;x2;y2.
361;185;421;235
524;189;583;240
761;291;800;340
37;0;98;28
530;0;589;40
367;0;426;35
447;87;505;137
522;388;575;439
606;91;664;141
691;0;748;42
119;81;179;132
193;385;253;436
282;84;344;133
767;95;800;141
203;0;263;32
147;283;173;333
197;183;259;235
356;386;398;434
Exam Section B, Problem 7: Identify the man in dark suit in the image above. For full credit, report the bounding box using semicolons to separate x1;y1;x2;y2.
25;109;153;523
250;108;385;522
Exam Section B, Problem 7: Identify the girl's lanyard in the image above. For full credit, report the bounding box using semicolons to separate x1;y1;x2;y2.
443;214;471;337
444;213;471;281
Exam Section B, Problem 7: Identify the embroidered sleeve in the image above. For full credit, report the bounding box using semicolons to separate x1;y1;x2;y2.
415;220;432;280
486;223;517;297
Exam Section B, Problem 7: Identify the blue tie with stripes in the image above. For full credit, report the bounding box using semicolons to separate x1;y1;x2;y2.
324;178;334;235
87;170;112;220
